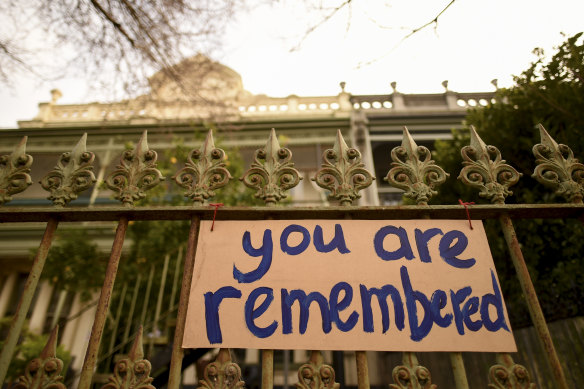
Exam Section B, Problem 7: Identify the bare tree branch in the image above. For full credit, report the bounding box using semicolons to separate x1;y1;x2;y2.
0;0;242;99
290;0;352;52
356;0;457;69
400;0;455;41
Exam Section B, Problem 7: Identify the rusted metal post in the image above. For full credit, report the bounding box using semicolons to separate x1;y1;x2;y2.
449;352;469;389
499;213;569;389
167;216;201;389
262;349;274;389
313;130;376;389
78;216;129;389
0;218;59;386
355;352;370;389
385;127;457;389
456;127;569;388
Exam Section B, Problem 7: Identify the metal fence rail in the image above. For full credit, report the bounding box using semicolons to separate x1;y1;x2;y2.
1;125;583;389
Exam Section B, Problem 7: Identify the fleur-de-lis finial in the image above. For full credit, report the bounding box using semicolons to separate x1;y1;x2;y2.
459;126;522;204
241;128;302;205
10;326;66;389
389;352;436;389
173;130;231;205
312;129;374;205
488;353;535;389
385;127;448;206
296;351;339;389
40;133;97;206
101;326;155;389
197;349;245;389
0;136;33;205
532;124;584;203
105;131;164;207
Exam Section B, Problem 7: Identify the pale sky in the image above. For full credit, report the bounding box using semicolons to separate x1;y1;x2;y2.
1;0;583;128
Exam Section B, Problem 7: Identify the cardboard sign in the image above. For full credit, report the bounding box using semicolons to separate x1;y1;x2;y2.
183;220;516;352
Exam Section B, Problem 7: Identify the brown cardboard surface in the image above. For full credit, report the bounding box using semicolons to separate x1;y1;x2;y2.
183;220;516;352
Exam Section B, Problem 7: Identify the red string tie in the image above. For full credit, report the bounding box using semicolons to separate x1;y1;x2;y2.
209;203;224;231
458;199;475;230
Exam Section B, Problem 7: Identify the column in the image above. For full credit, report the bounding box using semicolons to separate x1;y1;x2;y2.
0;273;18;318
29;281;54;334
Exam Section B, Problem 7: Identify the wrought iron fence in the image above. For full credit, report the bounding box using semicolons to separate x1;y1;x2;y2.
0;124;583;389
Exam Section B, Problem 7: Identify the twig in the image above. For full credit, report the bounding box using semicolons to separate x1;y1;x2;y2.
290;0;353;52
356;0;457;69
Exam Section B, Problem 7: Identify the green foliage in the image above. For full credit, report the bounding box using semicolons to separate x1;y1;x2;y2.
432;32;584;328
41;229;106;301
0;319;72;383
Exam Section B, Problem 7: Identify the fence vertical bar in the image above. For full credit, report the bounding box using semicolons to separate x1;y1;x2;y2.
499;214;568;388
241;128;302;389
384;127;453;388
449;353;469;389
457;126;569;388
170;129;233;389
0;217;59;386
78;216;129;389
313;129;375;389
168;216;201;389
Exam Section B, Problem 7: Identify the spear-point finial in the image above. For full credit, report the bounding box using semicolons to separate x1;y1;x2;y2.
40;133;96;206
241;128;302;205
385;127;448;206
488;353;536;389
40;326;59;359
128;326;145;361
532;124;584;203
101;325;155;389
0;136;33;205
312;129;374;206
105;131;164;207
390;352;437;389
459;126;521;204
173;129;231;205
197;349;245;389
10;326;66;389
296;351;339;389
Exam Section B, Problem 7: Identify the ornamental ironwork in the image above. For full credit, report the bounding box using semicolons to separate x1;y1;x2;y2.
197;349;244;389
312;129;374;205
173;130;231;205
9;327;66;389
389;352;436;389
385;127;448;206
101;326;155;389
459;126;521;204
295;351;339;389
0;136;33;205
241;128;302;205
40;133;96;206
532;124;584;203
488;353;535;389
105;131;164;207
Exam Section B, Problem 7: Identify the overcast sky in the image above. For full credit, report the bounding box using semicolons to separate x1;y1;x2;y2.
1;0;583;128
